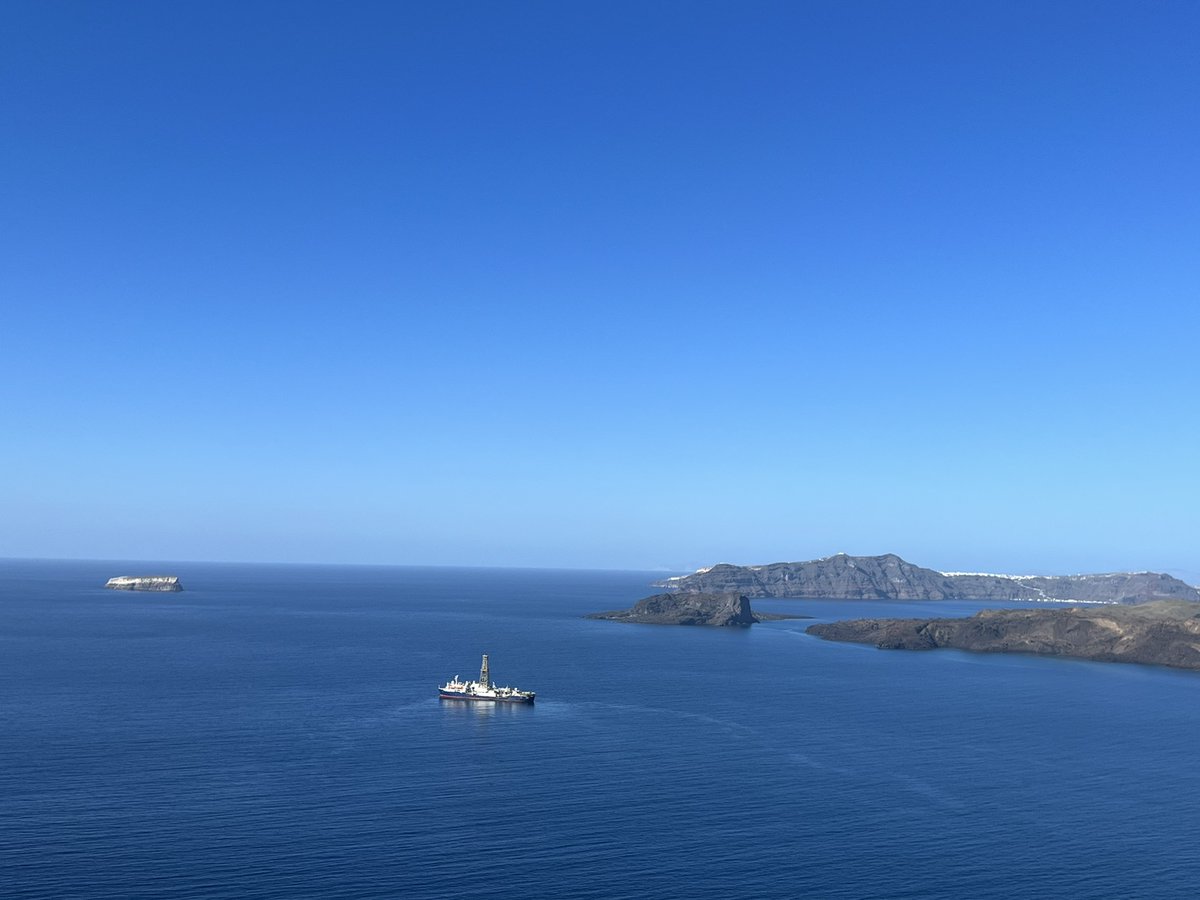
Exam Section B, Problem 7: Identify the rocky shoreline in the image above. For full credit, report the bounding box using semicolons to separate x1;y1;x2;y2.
806;601;1200;670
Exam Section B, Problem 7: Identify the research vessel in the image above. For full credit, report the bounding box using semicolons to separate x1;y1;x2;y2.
439;654;535;704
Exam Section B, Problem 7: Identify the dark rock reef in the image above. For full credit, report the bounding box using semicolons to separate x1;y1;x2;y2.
656;553;1199;605
105;575;183;592
587;592;789;627
806;601;1200;670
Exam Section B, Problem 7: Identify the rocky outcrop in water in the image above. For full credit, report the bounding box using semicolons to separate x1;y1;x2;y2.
105;575;183;592
806;601;1200;670
587;592;783;627
655;554;1199;605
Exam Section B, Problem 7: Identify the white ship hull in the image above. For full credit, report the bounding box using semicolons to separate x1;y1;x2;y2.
438;687;535;703
439;654;535;703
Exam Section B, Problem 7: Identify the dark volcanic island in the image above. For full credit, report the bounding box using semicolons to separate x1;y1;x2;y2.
589;553;1200;667
807;601;1200;670
657;553;1200;604
587;592;800;627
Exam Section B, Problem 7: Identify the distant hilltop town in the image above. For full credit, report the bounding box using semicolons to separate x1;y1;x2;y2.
656;553;1199;605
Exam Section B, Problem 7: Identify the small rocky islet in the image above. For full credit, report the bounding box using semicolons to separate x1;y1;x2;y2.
586;592;803;627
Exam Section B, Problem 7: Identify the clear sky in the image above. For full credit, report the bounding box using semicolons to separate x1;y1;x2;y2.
2;2;1197;578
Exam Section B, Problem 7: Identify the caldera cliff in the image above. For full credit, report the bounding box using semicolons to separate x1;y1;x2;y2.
656;553;1199;605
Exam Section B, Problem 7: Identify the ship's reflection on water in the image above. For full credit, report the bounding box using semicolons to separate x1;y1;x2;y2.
438;698;535;720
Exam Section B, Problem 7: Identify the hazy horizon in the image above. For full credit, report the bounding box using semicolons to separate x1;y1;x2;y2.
6;552;1199;587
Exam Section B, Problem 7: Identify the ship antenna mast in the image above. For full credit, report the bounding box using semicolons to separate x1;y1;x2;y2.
480;654;490;687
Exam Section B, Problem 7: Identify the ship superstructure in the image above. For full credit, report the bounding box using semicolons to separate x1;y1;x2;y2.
439;654;536;704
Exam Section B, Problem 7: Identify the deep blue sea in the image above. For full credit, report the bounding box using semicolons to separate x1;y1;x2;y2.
4;559;1200;899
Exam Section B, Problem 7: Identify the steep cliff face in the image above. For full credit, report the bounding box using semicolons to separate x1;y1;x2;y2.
105;576;183;592
656;554;1200;604
587;592;761;626
657;555;965;600
806;601;1200;670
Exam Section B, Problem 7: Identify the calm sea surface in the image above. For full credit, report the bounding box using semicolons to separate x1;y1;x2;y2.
3;559;1200;899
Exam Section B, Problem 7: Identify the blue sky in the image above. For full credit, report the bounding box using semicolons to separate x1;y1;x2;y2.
2;2;1197;577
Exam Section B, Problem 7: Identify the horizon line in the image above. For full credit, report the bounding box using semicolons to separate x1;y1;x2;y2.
0;555;683;574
